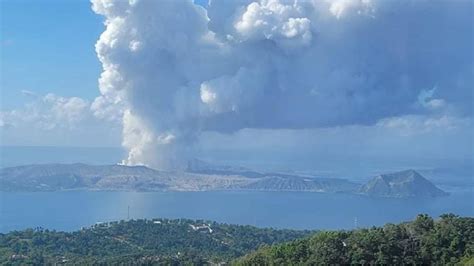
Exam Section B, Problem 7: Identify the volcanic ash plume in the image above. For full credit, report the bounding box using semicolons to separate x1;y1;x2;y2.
91;0;473;169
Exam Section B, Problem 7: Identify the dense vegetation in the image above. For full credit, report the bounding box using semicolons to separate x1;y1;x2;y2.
0;218;312;264
1;214;473;265
235;214;474;265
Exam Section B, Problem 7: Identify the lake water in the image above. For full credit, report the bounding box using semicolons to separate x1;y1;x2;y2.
1;189;473;233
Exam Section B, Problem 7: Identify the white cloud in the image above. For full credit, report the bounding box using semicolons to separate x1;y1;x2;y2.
376;115;470;136
234;0;312;48
0;92;121;147
326;0;374;19
416;86;448;111
425;99;446;110
1;93;89;130
45;94;90;128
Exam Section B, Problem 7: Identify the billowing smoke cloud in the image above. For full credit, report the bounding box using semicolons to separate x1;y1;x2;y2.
91;0;473;169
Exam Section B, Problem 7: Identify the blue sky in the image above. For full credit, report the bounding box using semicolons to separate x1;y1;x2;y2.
1;0;103;109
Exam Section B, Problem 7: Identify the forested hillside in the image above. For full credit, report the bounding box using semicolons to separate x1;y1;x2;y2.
0;218;311;264
1;214;472;265
235;214;474;265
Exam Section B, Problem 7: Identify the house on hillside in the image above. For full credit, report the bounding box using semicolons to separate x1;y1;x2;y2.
189;223;213;233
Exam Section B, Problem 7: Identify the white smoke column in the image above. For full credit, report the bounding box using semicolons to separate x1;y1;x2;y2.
92;0;473;169
92;0;218;169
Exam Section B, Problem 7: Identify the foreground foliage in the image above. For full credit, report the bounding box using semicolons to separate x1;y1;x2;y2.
0;218;311;265
235;214;474;265
1;214;472;265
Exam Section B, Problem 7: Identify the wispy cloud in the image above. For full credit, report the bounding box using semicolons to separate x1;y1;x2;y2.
20;90;37;97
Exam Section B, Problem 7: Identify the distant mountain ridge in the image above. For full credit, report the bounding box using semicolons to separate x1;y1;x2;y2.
0;163;170;192
0;163;447;197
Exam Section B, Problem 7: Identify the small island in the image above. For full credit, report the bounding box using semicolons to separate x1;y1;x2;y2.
359;169;448;198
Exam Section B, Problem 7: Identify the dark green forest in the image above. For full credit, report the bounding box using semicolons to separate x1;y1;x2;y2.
1;214;473;265
235;214;474;265
0;218;311;265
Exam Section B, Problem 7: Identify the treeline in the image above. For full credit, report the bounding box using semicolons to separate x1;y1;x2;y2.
235;214;474;265
0;218;311;265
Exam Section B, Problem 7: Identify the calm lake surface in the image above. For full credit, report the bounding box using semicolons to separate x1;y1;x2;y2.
1;189;473;233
